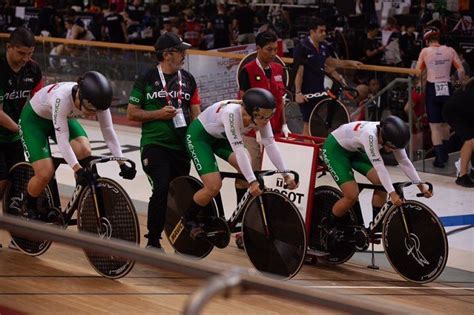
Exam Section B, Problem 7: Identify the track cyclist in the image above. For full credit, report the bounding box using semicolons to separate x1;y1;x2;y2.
184;88;298;236
321;116;432;241
19;71;136;218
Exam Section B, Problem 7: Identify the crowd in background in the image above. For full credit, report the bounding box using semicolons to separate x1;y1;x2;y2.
1;0;473;176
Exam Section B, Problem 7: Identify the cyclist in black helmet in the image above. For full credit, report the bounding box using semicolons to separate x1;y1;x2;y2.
321;116;432;236
183;88;298;234
18;71;136;218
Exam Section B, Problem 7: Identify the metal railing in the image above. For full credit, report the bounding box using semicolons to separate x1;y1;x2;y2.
0;214;421;314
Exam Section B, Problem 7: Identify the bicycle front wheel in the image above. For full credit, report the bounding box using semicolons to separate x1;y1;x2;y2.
2;162;57;256
78;177;140;279
383;201;448;283
309;98;350;138
242;191;306;279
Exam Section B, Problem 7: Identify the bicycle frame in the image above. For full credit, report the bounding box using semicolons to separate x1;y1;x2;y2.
216;170;299;233
47;156;136;228
354;181;433;235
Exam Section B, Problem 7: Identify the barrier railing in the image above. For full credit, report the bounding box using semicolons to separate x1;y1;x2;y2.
0;214;420;314
0;33;423;162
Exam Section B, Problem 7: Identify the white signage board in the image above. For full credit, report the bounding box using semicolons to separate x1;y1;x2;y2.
261;138;319;223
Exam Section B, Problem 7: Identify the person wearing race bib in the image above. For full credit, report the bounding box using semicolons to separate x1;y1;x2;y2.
184;88;298;236
415;26;464;168
321;116;432;236
19;71;136;219
0;28;43;200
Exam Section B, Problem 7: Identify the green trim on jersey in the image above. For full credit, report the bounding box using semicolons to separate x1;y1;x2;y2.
19;102;87;163
321;134;373;186
186;119;233;175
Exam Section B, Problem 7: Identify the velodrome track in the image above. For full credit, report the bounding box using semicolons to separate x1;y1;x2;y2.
0;120;472;314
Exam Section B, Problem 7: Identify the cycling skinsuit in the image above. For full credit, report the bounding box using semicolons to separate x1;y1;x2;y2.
186;100;287;183
293;37;333;122
322;121;421;194
416;44;464;123
19;82;123;168
0;57;42;180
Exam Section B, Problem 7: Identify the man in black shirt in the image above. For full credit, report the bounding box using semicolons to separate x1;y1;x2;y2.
209;3;231;49
103;3;128;43
362;23;385;66
0;27;42;200
233;0;255;44
399;23;420;68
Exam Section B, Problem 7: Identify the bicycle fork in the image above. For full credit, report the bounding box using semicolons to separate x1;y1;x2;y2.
257;196;271;238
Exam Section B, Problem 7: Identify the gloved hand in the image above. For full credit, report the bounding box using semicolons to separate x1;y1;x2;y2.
281;124;290;138
119;163;136;180
75;168;94;187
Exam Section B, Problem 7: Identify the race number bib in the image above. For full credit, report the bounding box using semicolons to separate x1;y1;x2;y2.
434;82;450;97
172;108;187;128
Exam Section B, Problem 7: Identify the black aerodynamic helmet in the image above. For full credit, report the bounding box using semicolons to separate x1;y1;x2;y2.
77;71;113;111
242;88;276;116
380;115;410;149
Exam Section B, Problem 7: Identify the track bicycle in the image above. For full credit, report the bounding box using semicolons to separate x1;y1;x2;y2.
310;181;448;283
165;170;307;280
2;156;140;279
306;70;359;138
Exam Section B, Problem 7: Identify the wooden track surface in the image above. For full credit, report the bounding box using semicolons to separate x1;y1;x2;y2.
0;200;472;314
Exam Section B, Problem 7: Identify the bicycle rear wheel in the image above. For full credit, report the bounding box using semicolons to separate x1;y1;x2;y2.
242;191;306;279
78;177;140;279
311;186;357;265
165;176;218;259
383;201;448;283
2;162;58;256
309;98;350;138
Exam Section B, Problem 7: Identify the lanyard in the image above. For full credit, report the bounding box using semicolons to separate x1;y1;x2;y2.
255;57;272;89
157;64;182;108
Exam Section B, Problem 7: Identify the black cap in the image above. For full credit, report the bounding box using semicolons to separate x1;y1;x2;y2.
154;32;191;51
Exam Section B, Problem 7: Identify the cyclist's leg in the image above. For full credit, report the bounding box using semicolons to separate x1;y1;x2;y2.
185;120;222;221
19;103;55;214
352;153;386;219
321;134;359;221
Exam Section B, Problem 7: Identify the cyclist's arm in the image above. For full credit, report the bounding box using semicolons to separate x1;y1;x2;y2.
361;131;395;194
96;109;123;158
451;48;465;81
415;49;426;76
222;108;256;183
52;98;80;170
393;149;422;184
259;123;287;171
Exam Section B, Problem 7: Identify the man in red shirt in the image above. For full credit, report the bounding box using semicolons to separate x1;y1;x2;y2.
236;31;289;203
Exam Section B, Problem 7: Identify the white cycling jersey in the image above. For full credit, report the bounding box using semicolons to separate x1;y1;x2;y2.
198;100;287;183
332;121;421;194
29;82;123;168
